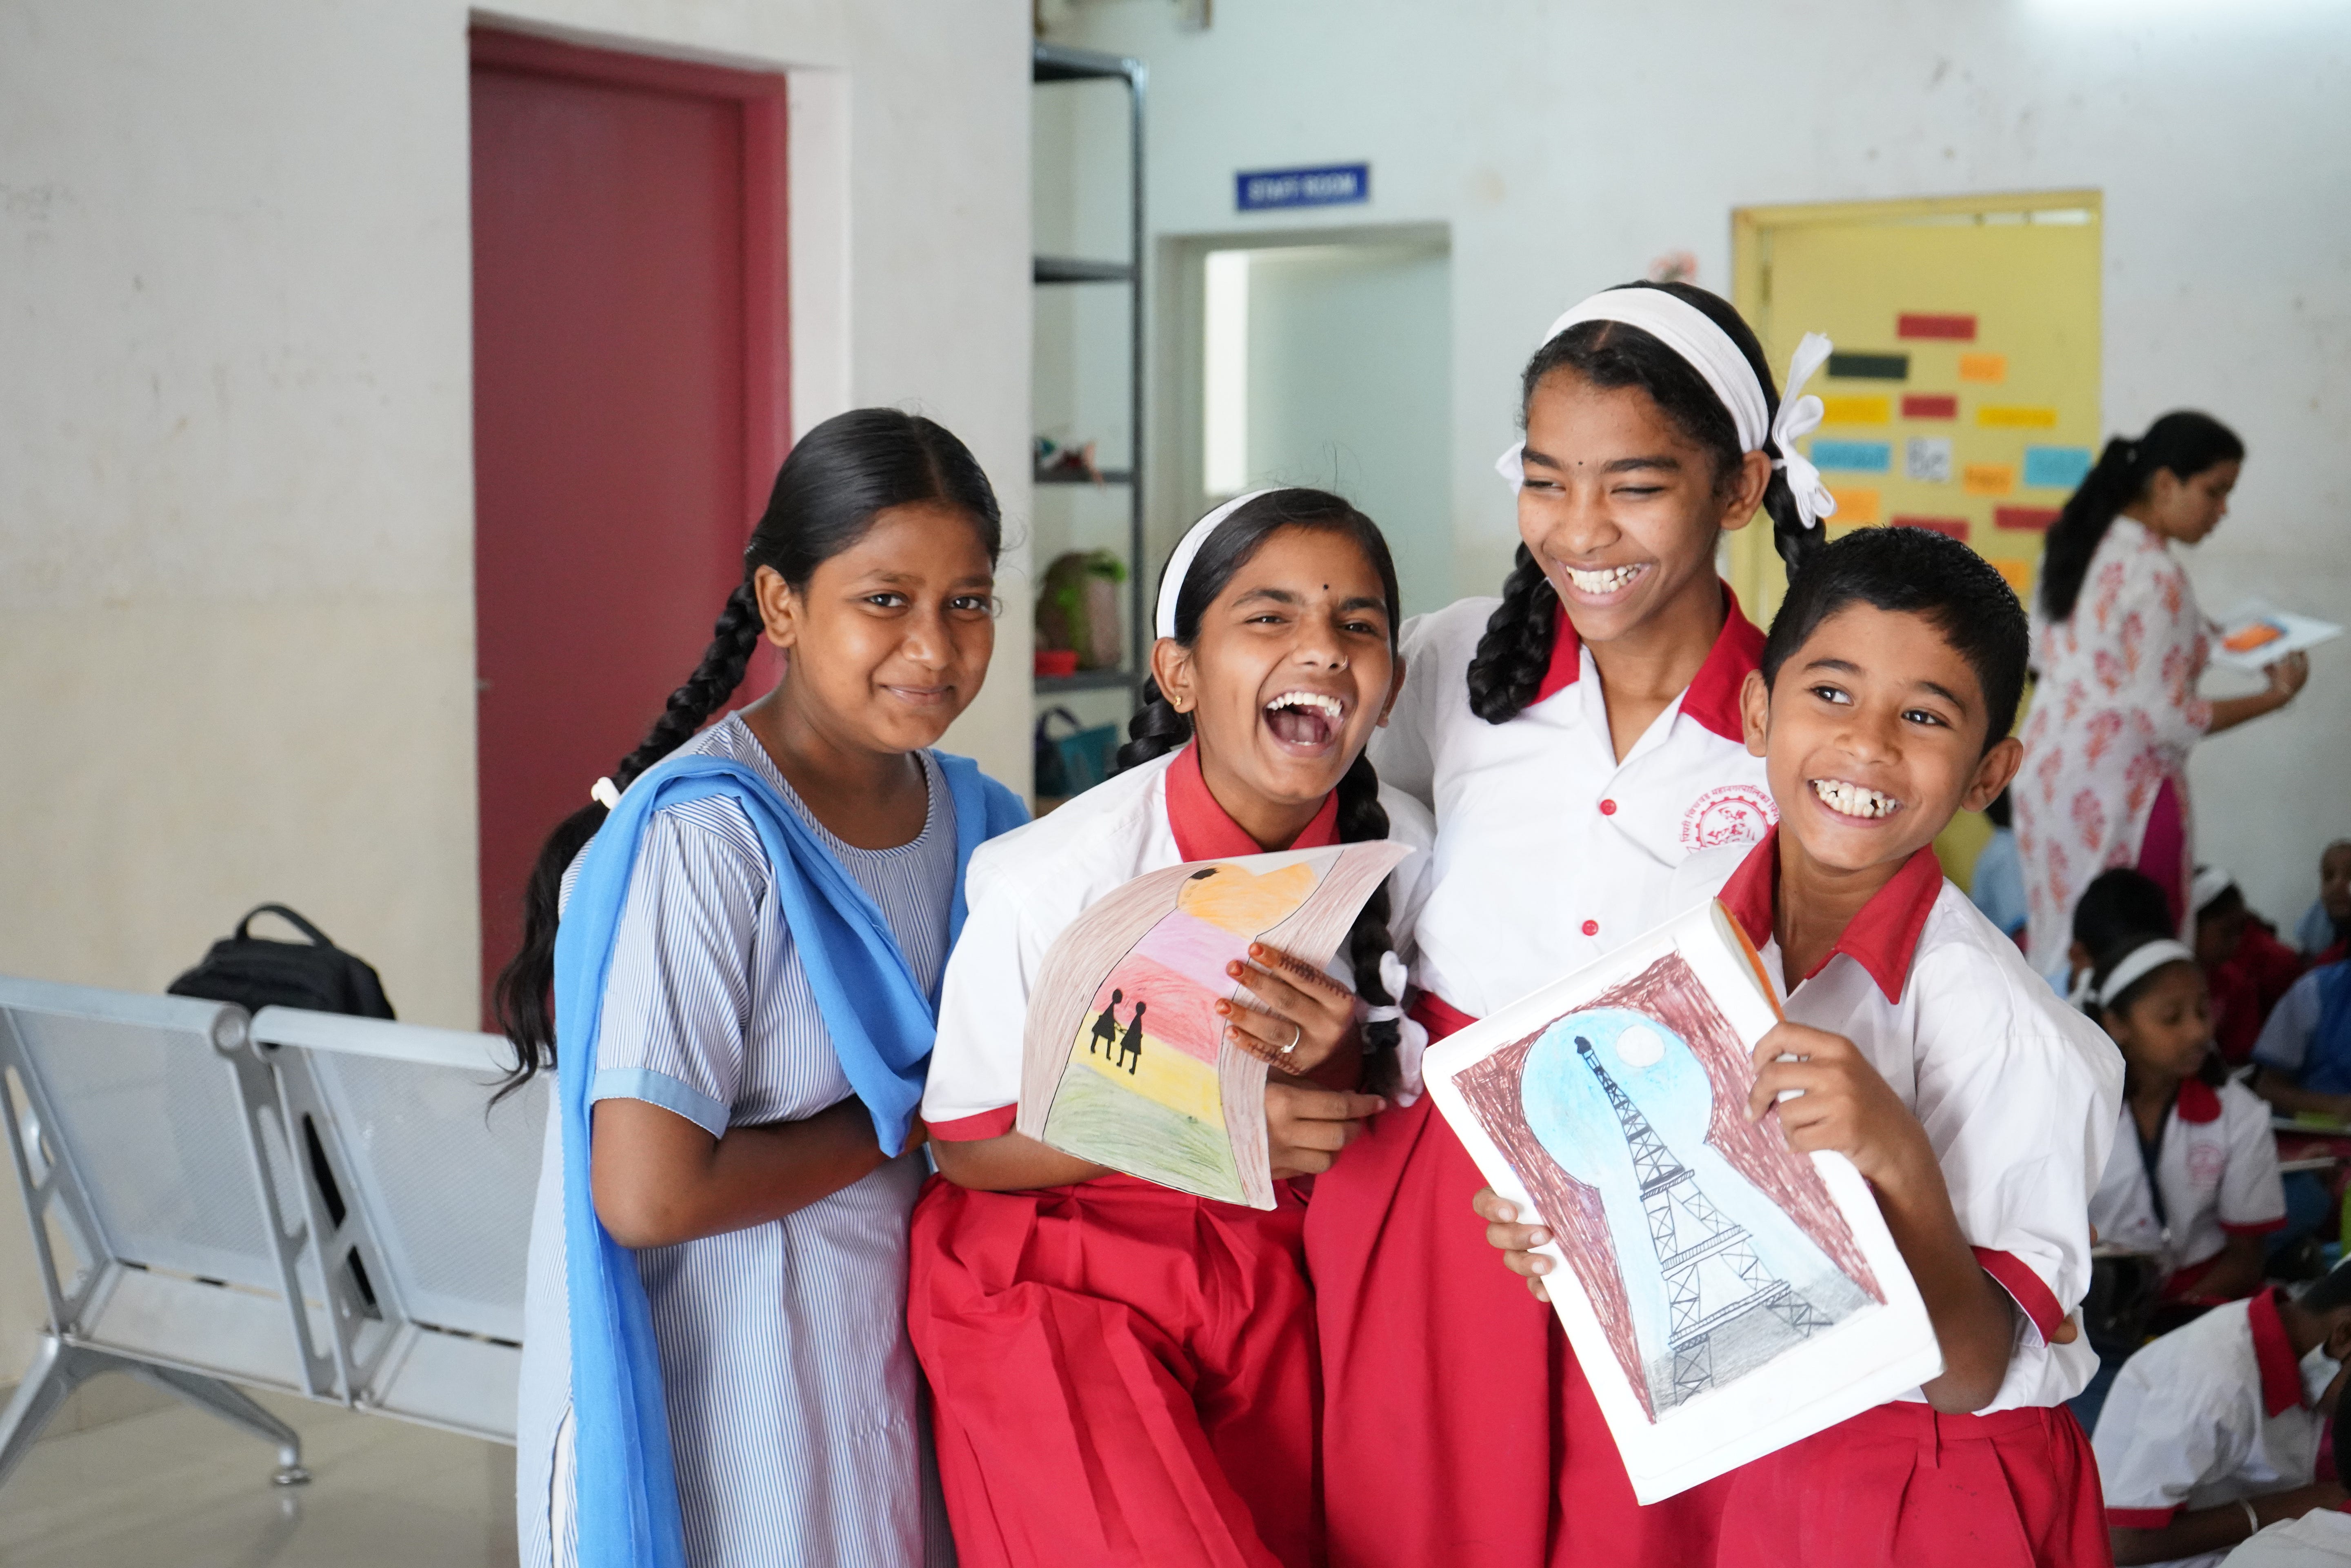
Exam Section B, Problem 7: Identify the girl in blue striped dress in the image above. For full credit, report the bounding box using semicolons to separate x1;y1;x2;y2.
499;409;1026;1568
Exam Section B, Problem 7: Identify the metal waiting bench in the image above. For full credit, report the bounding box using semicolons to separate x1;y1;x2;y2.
0;975;544;1492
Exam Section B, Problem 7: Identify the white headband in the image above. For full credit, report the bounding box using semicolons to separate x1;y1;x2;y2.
1493;287;1838;531
1156;488;1282;640
2191;865;2236;916
2089;939;2197;1011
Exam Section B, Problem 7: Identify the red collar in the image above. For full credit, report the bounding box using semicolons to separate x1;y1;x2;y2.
1164;744;1340;861
2177;1079;2223;1125
2249;1287;2306;1417
1532;580;1765;744
1716;827;1946;1005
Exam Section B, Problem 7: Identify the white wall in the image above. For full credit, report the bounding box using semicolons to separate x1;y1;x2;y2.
1054;0;2351;926
0;0;1029;1384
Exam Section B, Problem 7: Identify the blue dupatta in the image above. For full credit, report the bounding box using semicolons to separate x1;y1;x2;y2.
551;747;1025;1568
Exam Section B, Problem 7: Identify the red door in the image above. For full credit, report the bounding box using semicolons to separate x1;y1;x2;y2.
469;29;787;1018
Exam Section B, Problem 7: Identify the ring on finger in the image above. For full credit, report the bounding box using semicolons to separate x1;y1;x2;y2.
1282;1022;1303;1056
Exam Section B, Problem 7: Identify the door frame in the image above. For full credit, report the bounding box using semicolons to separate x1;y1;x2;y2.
468;26;791;522
1151;221;1450;586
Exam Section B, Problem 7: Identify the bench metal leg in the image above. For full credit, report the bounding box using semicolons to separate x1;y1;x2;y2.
127;1360;309;1485
0;1335;309;1493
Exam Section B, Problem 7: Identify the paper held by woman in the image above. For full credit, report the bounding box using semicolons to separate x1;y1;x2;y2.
2211;597;2341;673
1423;899;1942;1502
1016;841;1409;1210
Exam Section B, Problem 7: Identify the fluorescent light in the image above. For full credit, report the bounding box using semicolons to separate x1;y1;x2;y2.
1203;249;1249;496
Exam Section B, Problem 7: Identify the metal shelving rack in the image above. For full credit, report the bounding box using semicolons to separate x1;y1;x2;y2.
1031;40;1147;702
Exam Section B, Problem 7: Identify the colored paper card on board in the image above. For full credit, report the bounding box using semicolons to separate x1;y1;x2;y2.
1820;395;1892;425
1828;486;1881;525
1826;352;1909;382
1995;507;2061;531
1958;354;2007;383
1902;394;1958;420
1898;313;1977;341
1892;515;1970;540
2022;446;2094;490
1963;464;2015;496
1994;560;2035;595
1906;437;1953;484
1809;440;1891;473
1978;405;2058;429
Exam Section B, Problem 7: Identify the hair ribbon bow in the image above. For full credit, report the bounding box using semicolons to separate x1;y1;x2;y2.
1771;333;1838;531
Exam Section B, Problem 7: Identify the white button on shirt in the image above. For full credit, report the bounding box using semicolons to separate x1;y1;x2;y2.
1370;591;1775;1020
2094;1290;2324;1568
2089;1077;2287;1285
1688;831;2124;1412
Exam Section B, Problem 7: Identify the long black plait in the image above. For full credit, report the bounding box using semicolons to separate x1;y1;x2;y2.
1114;675;1194;773
1464;546;1559;725
1333;750;1401;1095
491;582;767;1100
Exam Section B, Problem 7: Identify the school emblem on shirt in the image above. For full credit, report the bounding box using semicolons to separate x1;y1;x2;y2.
2185;1138;2227;1186
1681;784;1778;853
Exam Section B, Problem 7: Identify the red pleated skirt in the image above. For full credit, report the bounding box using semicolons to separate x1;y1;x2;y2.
1714;1402;2110;1568
1303;1085;1730;1568
909;1173;1321;1568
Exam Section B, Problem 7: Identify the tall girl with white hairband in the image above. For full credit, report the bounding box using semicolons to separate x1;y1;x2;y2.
1306;280;1837;1568
910;488;1436;1568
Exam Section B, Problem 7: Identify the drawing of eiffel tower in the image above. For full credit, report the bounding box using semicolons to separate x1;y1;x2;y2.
1576;1035;1833;1404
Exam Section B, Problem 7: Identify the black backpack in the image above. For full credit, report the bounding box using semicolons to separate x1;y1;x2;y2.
167;904;396;1020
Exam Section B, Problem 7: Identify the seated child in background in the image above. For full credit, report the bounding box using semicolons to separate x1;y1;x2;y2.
1971;786;2029;945
2058;866;2181;1003
2087;932;2285;1304
1478;526;2122;1568
2198;867;2310;1066
2251;954;2351;1124
2093;1259;2351;1566
2222;1418;2351;1566
2293;841;2351;965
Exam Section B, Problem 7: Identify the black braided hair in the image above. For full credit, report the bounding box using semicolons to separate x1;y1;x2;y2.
1118;488;1408;1088
1466;280;1811;726
2038;412;2242;623
493;408;1002;1097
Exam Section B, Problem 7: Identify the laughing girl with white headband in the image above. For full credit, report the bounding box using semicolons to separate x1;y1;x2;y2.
2086;932;2284;1309
910;489;1435;1568
1306;280;1835;1568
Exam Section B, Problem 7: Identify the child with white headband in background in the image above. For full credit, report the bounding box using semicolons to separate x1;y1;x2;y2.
1307;280;1838;1568
909;489;1435;1568
2086;931;2285;1307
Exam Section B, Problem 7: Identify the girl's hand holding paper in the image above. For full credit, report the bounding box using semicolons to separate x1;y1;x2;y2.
1220;941;1362;1075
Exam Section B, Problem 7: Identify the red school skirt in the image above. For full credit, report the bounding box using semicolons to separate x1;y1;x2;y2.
909;1173;1321;1568
1303;997;1731;1568
1714;1403;2109;1568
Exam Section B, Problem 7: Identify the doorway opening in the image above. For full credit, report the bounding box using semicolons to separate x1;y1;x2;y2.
1165;226;1452;617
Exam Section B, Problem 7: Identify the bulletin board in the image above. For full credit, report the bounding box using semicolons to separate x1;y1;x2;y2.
1728;191;2103;629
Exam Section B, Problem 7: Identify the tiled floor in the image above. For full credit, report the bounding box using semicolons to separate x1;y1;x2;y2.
0;1379;516;1567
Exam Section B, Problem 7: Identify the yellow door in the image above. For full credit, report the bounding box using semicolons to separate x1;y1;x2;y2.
1729;191;2102;624
1730;192;2101;891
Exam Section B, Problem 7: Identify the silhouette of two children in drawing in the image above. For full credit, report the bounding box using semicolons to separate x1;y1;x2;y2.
1087;989;1146;1075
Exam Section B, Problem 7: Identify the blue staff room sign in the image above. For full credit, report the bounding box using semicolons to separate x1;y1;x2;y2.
1236;163;1369;212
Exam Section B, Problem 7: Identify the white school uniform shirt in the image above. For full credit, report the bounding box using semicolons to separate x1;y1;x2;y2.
1371;590;1774;1021
2095;1290;2327;1568
2228;1510;2351;1568
2089;1076;2287;1283
1680;831;2124;1410
922;744;1435;1141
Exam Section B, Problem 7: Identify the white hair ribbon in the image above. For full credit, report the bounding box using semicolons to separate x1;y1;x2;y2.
2087;938;2196;1011
590;777;621;811
1362;950;1429;1105
1771;332;1838;531
1155;488;1282;640
1493;290;1840;535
